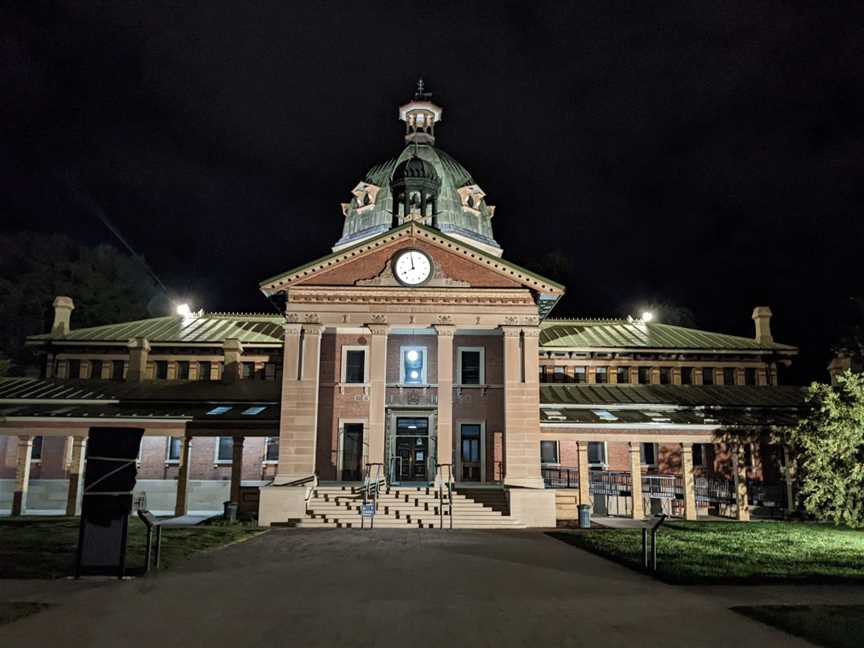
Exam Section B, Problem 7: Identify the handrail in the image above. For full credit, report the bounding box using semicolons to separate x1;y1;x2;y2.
436;463;454;529
362;462;385;529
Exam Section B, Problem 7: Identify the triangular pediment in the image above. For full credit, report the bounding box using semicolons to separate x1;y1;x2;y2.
259;223;565;299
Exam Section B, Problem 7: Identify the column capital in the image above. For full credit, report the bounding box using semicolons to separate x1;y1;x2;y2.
433;323;455;336
499;325;522;338
366;323;390;336
521;326;540;338
302;323;324;336
284;323;303;336
681;441;693;450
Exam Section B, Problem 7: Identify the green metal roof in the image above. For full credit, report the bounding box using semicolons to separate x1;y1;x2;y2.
540;319;796;353
540;384;805;408
27;313;284;346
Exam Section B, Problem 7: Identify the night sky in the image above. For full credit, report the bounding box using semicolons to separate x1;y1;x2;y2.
2;2;862;384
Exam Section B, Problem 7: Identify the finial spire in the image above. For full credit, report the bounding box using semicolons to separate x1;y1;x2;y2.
414;77;431;100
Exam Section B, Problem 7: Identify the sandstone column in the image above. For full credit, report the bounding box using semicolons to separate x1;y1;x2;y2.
65;436;87;516
783;445;796;513
577;440;591;507
277;323;323;482
174;435;192;516
366;323;389;477
230;435;245;504
628;442;644;519
502;325;544;488
732;444;750;521
681;443;698;521
434;324;455;483
11;435;34;516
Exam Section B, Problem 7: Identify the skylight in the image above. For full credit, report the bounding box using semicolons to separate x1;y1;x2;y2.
241;406;267;416
206;406;232;416
592;409;619;421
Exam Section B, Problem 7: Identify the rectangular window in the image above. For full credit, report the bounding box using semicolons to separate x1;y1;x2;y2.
166;437;182;462
155;361;168;380
702;367;714;385
540;440;559;464
198;361;212;381
638;367;650;384
458;347;484;385
241;362;255;379
90;360;102;380
723;367;737;385
588;441;606;466
681;367;693;385
68;359;81;379
640;442;658;466
401;347;427;385
30;436;43;461
745;367;757;385
659;367;671;384
216;437;233;463
177;361;190;380
594;367;607;384
265;437;279;462
112;360;124;380
343;348;367;384
616;366;630;384
573;367;587;384
553;366;566;383
692;443;705;467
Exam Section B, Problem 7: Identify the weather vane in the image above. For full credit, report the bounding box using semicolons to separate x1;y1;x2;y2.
414;77;432;100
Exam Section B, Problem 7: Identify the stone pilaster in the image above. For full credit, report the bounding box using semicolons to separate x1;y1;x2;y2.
502;325;544;489
127;337;151;382
366;323;389;474
222;339;244;384
230;435;245;504
577;440;591;508
629;442;644;519
681;443;698;521
174;436;192;516
11;435;33;516
65;436;86;516
434;324;455;483
277;323;323;482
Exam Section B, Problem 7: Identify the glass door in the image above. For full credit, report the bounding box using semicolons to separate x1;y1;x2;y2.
393;417;429;483
340;423;364;481
460;424;482;481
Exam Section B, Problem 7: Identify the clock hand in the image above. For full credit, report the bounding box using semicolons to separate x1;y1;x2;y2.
410;253;415;270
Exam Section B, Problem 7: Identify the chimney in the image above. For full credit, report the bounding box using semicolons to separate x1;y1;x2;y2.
51;296;75;336
222;339;244;384
751;306;773;344
127;337;151;382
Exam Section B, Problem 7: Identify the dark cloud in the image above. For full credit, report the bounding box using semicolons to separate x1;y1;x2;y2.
2;1;863;383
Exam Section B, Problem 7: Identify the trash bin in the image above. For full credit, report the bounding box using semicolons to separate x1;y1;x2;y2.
578;504;591;529
223;501;238;522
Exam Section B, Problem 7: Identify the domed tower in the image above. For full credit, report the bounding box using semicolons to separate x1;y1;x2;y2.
334;81;503;257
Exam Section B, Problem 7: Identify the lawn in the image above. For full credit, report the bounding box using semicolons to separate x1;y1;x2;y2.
549;521;864;585
733;605;864;648
0;517;265;579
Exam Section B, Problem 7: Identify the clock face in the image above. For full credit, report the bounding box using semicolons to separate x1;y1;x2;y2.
393;249;433;286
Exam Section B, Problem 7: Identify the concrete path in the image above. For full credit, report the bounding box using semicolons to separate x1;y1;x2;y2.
0;529;824;647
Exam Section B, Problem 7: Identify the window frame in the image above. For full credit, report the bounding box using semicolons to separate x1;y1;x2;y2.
457;346;485;386
638;366;650;384
692;443;706;467
456;420;486;481
336;418;367;480
198;361;213;381
540;439;560;466
341;345;369;385
264;436;279;463
587;441;607;467
30;436;43;462
723;367;737;385
399;346;428;385
166;437;183;464
215;436;234;464
573;366;587;384
594;367;608;384
702;367;714;385
640;442;659;466
616;366;630;384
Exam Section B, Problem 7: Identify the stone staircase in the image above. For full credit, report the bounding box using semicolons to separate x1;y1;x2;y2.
297;484;524;529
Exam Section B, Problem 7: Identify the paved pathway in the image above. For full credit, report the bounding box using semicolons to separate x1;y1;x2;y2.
0;529;835;647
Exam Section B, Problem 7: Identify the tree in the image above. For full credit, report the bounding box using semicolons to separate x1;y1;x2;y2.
0;232;163;375
788;371;864;527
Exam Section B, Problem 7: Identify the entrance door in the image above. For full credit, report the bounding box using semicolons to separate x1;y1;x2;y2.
340;423;364;481
460;423;482;481
394;417;429;482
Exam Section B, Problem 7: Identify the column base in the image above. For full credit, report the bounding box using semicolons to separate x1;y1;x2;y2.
258;485;308;527
504;477;546;489
507;488;556;527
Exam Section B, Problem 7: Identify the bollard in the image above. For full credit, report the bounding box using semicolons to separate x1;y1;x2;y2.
641;527;649;569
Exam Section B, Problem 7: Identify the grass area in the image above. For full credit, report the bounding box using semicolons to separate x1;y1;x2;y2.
549;521;864;585
734;605;864;648
0;517;265;579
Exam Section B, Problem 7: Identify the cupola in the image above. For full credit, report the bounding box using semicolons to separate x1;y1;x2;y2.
399;78;442;145
391;154;440;226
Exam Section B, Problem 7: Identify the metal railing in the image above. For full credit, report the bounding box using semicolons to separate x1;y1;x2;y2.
493;461;505;483
694;477;735;504
747;480;788;508
361;462;385;529
541;466;580;489
589;471;632;496
641;474;682;500
436;463;454;529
